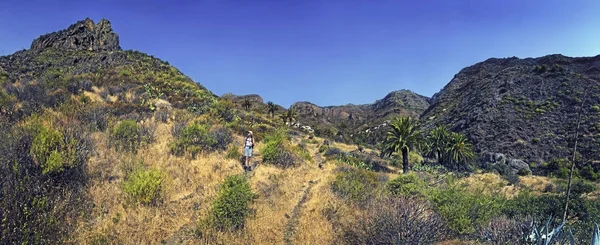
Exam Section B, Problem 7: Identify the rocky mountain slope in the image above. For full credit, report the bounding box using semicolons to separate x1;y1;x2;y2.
291;90;430;145
422;55;600;171
0;18;215;123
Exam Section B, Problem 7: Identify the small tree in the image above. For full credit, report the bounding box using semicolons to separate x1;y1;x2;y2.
381;117;423;173
242;98;251;112
427;125;450;164
267;101;277;118
283;108;297;126
446;132;475;170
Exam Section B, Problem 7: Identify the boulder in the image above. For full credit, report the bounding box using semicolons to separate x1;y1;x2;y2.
507;159;531;175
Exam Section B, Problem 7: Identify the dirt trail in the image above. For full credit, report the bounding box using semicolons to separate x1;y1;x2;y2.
283;152;324;245
283;179;317;245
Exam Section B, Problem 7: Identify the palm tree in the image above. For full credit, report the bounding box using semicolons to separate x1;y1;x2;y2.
446;132;475;170
242;98;251;112
381;117;423;174
283;108;297;126
267;101;277;118
427;125;450;164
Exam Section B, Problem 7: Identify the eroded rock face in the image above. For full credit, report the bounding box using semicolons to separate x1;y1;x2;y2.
422;54;600;168
31;18;120;52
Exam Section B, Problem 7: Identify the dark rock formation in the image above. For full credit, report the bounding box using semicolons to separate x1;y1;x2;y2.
423;54;600;170
291;90;430;145
31;18;120;52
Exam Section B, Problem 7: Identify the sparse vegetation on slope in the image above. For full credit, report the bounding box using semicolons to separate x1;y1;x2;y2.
3;18;600;245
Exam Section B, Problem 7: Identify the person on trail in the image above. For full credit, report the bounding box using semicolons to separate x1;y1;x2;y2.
243;131;255;170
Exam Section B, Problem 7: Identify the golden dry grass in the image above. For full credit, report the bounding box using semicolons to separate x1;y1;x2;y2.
70;119;244;244
66;115;548;245
68;118;347;244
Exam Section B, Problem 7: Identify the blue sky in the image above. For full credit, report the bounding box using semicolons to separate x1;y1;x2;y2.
1;0;599;107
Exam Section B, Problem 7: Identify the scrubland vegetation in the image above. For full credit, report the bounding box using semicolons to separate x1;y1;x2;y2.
2;43;600;245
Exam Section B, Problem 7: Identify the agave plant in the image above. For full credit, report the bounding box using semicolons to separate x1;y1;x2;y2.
592;223;600;245
526;217;600;245
527;217;566;245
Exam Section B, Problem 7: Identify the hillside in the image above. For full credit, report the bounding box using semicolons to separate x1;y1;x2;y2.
291;89;430;145
0;18;216;122
422;55;600;172
4;18;600;245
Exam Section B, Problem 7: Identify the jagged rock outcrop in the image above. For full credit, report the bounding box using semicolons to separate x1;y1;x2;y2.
422;54;600;170
30;18;120;52
0;18;214;121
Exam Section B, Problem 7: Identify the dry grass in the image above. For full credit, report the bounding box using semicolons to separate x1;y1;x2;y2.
67;117;527;244
69;119;345;244
70;119;244;244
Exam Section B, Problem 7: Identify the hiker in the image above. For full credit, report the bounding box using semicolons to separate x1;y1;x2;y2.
243;131;255;170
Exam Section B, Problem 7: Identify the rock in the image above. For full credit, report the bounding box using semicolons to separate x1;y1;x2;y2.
483;152;507;166
31;18;120;52
507;159;530;175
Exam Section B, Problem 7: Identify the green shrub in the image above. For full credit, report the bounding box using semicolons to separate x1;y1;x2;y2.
318;144;328;153
111;120;141;152
387;173;426;196
261;128;298;168
226;145;241;160
30;126;77;174
0;69;8;85
428;182;505;234
2;123;89;244
170;121;219;158
517;167;532;176
409;151;424;165
122;167;166;205
210;175;258;230
592;105;600;112
331;167;379;206
336;154;373;170
542;158;578;179
581;165;599;181
294;145;312;163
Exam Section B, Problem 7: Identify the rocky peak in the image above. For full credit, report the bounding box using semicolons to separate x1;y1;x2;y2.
30;18;120;52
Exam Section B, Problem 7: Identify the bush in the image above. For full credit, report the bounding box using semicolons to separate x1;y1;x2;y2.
261;128;299;168
517;167;532;176
318;144;329;153
294;144;312;163
77;104;109;131
122;167;166;205
339;196;450;244
1;121;89;244
580;165;599;181
111;120;141;153
542;158;577;179
331;167;379;206
387;173;426;196
209;175;258;230
478;216;533;244
170;121;230;158
226;145;241;160
30;126;78;174
428;182;506;234
209;126;232;151
323;147;343;158
140;123;157;145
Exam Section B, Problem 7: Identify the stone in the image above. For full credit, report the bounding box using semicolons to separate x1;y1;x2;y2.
30;18;120;52
507;158;530;175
